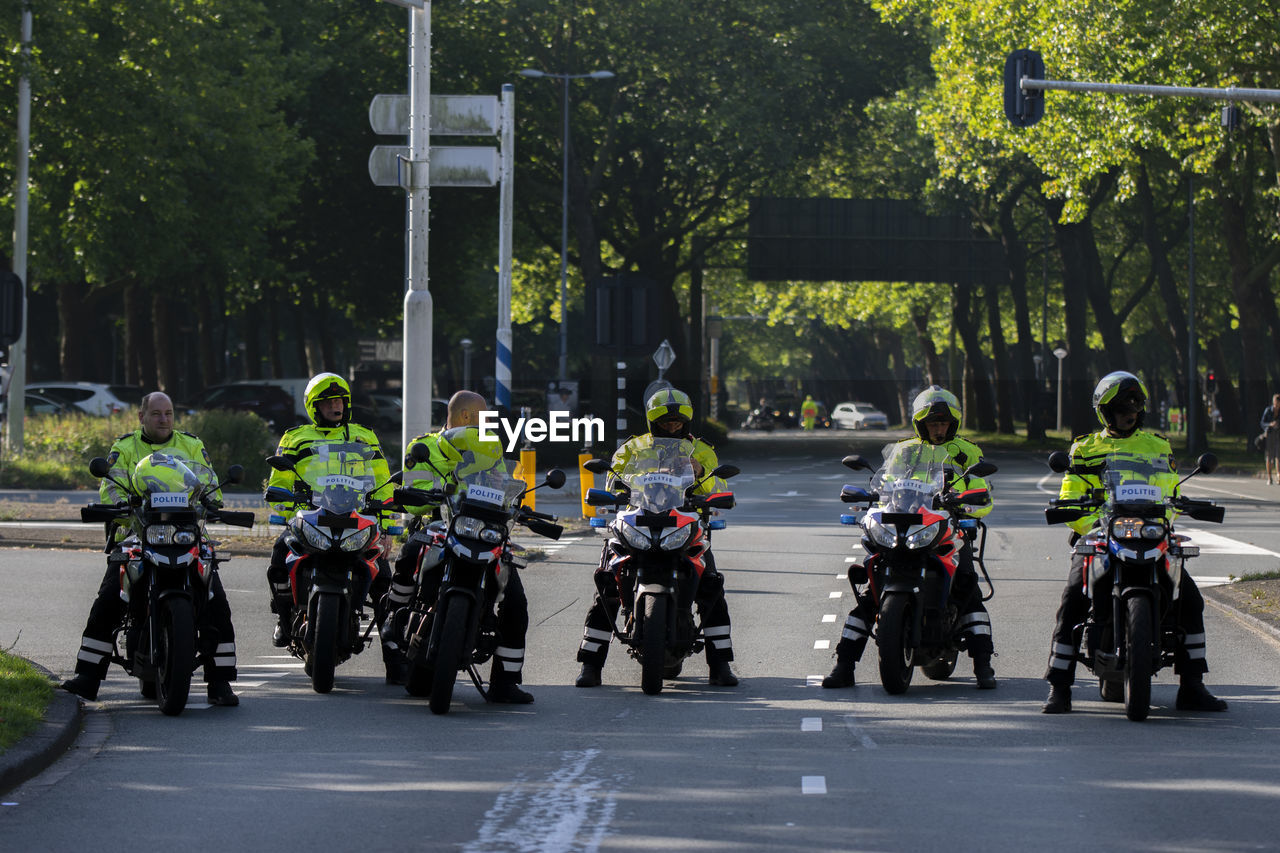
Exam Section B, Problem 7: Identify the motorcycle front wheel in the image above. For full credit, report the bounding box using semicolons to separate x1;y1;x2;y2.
309;592;341;694
640;595;668;695
430;600;469;715
155;598;195;716
1124;596;1154;721
921;648;958;681
877;594;916;695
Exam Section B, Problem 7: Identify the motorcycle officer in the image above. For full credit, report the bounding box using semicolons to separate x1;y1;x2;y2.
62;391;239;706
264;373;401;683
1042;371;1227;714
382;390;536;703
574;387;740;688
822;385;997;690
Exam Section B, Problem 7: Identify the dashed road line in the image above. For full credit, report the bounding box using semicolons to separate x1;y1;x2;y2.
801;776;827;794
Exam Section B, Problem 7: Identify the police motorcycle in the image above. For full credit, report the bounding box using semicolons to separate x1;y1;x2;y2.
396;448;564;714
265;444;434;694
583;438;739;695
81;453;255;715
1045;450;1224;721
839;443;996;694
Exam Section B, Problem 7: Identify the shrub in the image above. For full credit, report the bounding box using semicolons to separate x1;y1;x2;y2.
700;418;730;448
181;410;278;492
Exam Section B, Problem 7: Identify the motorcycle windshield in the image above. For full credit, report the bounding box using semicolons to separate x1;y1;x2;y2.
1098;452;1172;511
616;437;696;514
130;452;218;510
448;455;524;514
870;442;949;514
294;443;380;515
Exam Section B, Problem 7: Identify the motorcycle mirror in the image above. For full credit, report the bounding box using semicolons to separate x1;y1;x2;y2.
711;464;739;479
841;454;872;472
966;460;998;478
264;485;297;504
582;458;610;475
1047;451;1071;473
223;464;245;486
389;471;404;485
409;442;432;463
88;457;112;478
544;468;567;489
267;454;295;472
840;485;872;503
585;487;623;507
1195;452;1219;475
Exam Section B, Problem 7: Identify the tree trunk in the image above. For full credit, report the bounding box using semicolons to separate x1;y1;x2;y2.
55;280;87;379
197;283;219;389
151;289;177;393
996;190;1044;440
1135;164;1189;403
984;276;1015;434
1047;204;1104;436
910;308;943;387
952;279;997;432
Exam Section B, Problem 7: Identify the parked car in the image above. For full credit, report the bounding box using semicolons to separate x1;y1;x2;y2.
354;393;448;435
26;382;142;416
185;383;296;430
831;401;890;430
24;391;80;416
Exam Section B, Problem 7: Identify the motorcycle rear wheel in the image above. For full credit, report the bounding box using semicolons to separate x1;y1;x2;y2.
156;598;195;716
640;595;667;695
877;595;915;695
309;592;341;694
1124;596;1154;721
429;601;469;715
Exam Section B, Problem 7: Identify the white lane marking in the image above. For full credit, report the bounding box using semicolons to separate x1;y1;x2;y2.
801;717;822;732
841;714;879;750
829;591;843;599
1179;528;1280;559
464;748;620;853
239;662;306;669
814;640;830;650
822;614;837;623
1197;577;1234;588
801;776;827;794
806;675;824;687
844;557;857;563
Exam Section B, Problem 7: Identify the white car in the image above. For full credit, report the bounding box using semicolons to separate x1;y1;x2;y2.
831;401;889;430
26;382;142;416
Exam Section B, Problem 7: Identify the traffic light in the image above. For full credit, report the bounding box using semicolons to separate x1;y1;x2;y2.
0;271;22;349
1004;49;1045;127
1206;371;1217;394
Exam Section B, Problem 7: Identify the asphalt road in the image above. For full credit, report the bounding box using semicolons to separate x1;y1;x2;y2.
3;429;1280;852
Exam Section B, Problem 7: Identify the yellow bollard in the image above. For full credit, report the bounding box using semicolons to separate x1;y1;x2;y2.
578;449;595;519
519;444;536;511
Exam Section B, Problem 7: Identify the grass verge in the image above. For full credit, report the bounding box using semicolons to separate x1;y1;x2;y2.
0;650;53;754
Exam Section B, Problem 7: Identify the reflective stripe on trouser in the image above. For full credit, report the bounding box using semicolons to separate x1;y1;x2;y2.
201;573;238;682
1172;574;1210;676
73;564;127;678
695;565;734;664
577;596;619;667
833;593;876;663
493;646;525;676
957;607;994;658
1045;556;1088;686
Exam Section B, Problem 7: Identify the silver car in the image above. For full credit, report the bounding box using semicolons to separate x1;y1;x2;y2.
830;401;889;430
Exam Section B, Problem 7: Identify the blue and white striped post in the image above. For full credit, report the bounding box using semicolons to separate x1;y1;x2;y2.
495;83;514;410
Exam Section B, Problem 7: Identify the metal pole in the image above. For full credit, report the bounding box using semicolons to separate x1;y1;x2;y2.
402;2;433;445
1056;355;1065;432
1187;174;1198;454
558;75;570;383
495;83;514;410
616;360;626;448
6;1;31;455
1023;77;1280;104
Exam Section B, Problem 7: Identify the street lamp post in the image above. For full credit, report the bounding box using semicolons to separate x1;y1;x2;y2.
1053;346;1068;432
517;67;614;383
460;337;473;390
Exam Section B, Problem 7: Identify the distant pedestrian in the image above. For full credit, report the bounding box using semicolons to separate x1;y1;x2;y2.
1262;394;1280;485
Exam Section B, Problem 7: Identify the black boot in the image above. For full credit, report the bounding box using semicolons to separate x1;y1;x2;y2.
821;658;855;688
708;660;739;687
1176;677;1228;712
61;673;101;701
489;675;534;704
272;613;291;648
575;663;602;688
973;656;997;690
1042;684;1072;714
206;681;239;707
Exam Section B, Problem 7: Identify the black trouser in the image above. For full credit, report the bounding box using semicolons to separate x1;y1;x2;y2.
73;561;237;683
576;543;734;667
1044;552;1209;686
267;533;395;663
831;546;993;665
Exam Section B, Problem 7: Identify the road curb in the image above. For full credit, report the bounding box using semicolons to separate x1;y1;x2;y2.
0;659;83;795
1205;595;1280;649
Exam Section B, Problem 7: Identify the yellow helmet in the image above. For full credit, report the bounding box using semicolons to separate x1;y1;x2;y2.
1093;371;1148;435
646;388;693;432
911;386;960;443
304;372;351;426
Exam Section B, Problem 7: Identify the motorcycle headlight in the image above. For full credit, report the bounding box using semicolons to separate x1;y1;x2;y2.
1140;523;1164;540
479;526;505;545
173;529;197;546
620;522;652;550
1111;517;1163;540
659;524;694;551
339;526;376;552
454;516;487;539
905;521;943;550
146;525;177;545
866;518;898;549
300;520;332;550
